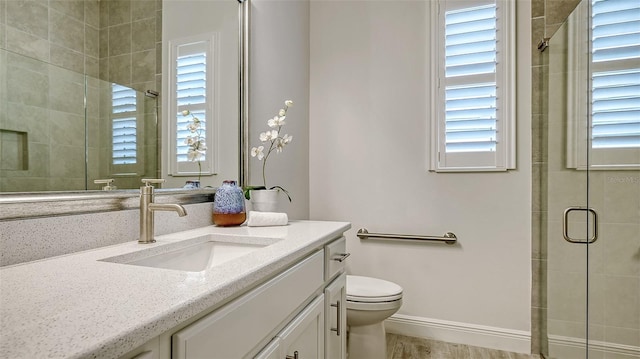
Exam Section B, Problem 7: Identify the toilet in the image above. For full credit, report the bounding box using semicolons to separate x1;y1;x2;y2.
346;275;403;359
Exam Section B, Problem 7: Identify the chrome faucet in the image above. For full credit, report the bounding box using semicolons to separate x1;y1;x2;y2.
139;179;187;244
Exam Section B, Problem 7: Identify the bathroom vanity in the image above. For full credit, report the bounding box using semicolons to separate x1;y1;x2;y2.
0;220;350;359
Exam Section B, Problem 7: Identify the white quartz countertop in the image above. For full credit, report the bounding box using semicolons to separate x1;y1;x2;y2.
0;220;351;359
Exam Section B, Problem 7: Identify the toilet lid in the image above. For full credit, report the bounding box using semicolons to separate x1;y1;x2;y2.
346;275;403;303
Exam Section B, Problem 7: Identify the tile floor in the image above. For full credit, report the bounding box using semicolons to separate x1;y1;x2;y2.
386;333;542;359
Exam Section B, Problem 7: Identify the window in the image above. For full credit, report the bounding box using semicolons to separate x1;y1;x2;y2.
168;34;217;176
567;0;640;170
111;84;137;165
430;0;516;172
110;83;144;175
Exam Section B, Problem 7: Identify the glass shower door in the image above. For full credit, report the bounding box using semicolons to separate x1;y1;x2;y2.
546;0;640;358
545;2;590;356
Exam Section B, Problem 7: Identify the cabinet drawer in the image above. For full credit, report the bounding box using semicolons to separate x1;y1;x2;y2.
324;237;348;281
172;250;324;359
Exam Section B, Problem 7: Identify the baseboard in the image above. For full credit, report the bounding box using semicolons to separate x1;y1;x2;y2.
548;335;640;358
385;314;531;354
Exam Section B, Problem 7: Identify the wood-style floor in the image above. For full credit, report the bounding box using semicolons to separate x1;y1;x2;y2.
386;333;542;359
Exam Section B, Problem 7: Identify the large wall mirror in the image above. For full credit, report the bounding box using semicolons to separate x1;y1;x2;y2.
0;0;248;198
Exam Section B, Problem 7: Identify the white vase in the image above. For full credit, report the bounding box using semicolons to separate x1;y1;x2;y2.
250;189;279;212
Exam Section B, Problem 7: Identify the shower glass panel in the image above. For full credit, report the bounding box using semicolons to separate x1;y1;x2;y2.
0;49;159;192
546;0;640;358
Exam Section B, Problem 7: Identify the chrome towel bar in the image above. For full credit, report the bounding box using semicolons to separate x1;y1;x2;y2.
356;228;457;245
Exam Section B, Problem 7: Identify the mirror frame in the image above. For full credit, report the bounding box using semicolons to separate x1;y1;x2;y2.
0;0;250;221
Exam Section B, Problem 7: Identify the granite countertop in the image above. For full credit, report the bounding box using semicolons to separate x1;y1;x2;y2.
0;220;351;359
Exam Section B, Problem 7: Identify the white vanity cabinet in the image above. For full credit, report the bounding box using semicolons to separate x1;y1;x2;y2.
255;236;348;359
127;236;349;359
172;250;324;359
0;221;353;359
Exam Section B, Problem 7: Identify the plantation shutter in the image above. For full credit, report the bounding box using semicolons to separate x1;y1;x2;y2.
112;84;137;165
445;3;497;153
432;0;515;171
176;52;207;163
591;0;640;150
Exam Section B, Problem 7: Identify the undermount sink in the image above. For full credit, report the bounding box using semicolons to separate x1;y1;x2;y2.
126;241;266;272
101;234;280;272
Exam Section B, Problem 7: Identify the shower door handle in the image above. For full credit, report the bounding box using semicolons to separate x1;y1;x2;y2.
562;207;598;244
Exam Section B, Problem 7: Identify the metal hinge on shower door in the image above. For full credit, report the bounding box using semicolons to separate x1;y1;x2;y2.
562;207;599;244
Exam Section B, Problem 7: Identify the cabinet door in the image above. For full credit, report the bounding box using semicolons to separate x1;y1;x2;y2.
324;273;346;359
278;295;325;359
254;338;281;359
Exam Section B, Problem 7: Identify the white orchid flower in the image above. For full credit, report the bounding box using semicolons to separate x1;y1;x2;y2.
187;148;204;161
251;146;265;160
259;130;278;142
194;141;207;151
184;136;194;145
187;122;200;132
279;109;286;116
268;116;286;128
285;100;293;107
275;134;293;153
181;110;190;116
267;116;279;128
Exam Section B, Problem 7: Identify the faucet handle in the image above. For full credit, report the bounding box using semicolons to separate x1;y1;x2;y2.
141;178;165;187
94;179;116;191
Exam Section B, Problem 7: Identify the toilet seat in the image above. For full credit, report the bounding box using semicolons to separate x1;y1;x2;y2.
346;275;403;303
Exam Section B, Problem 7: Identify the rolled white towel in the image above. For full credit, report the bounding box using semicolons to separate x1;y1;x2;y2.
247;211;288;227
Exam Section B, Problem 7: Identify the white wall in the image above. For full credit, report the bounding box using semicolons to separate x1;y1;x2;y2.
309;0;532;352
249;0;310;219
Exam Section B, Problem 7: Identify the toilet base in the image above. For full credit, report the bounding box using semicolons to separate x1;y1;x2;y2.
347;322;387;359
